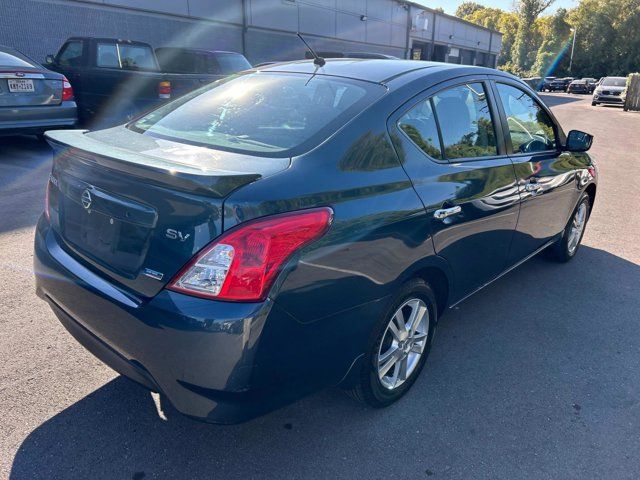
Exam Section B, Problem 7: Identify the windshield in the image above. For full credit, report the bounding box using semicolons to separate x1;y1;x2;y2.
601;77;626;87
130;73;383;155
214;53;251;74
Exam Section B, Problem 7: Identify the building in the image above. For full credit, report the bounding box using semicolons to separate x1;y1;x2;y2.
0;0;501;68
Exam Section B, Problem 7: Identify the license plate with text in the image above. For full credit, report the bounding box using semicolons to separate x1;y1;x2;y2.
8;79;35;93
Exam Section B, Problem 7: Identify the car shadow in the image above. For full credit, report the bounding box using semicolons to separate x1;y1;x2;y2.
10;245;640;479
0;135;52;234
539;93;586;107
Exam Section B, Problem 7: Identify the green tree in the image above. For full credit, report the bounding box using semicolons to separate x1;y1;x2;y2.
513;0;555;70
568;0;640;77
463;8;520;67
455;1;486;18
531;8;571;76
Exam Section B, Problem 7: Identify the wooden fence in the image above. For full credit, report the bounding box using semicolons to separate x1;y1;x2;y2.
623;73;640;111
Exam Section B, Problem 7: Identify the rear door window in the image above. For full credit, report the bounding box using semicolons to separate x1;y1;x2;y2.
97;42;158;70
432;83;498;160
130;73;384;156
97;43;119;68
398;99;443;160
495;83;556;153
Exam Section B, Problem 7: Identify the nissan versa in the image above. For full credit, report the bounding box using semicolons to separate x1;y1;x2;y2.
34;59;597;424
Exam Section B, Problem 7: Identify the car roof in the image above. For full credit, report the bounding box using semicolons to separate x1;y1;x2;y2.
254;59;495;85
66;37;153;46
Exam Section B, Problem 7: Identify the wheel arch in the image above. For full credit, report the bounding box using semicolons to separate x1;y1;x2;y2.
585;182;597;212
398;256;454;318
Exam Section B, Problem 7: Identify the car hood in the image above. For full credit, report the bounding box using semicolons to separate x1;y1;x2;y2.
597;85;625;91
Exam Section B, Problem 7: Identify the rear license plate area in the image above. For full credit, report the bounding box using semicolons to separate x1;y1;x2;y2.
58;178;157;278
8;79;35;93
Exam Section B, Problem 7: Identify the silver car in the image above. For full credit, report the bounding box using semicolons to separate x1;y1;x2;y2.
592;76;626;106
0;45;77;136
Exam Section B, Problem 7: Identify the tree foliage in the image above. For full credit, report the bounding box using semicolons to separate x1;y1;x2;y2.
457;0;640;77
455;1;486;18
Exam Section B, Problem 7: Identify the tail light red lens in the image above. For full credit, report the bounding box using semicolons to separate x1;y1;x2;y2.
168;207;333;302
158;81;171;99
61;76;74;101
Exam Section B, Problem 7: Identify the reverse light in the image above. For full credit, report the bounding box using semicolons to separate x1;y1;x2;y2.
168;207;333;302
158;81;171;99
61;76;74;101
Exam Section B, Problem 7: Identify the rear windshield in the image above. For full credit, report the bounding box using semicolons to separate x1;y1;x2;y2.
129;72;384;156
0;50;36;68
601;77;626;87
214;53;251;74
97;43;158;70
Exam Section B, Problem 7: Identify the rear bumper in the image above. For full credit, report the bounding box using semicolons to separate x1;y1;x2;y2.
34;216;376;423
0;101;77;135
35;216;283;423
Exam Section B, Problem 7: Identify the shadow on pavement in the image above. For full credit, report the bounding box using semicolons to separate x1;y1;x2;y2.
539;93;585;107
10;246;640;479
0;135;52;233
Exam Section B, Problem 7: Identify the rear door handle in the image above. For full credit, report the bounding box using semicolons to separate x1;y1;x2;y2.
433;205;462;220
524;181;543;193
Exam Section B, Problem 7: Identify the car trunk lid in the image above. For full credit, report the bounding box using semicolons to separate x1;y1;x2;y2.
45;127;290;298
0;68;63;107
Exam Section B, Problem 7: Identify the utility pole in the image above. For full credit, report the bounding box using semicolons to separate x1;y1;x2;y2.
569;27;577;72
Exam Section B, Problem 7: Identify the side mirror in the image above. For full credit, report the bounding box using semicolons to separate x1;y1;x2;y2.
565;130;593;152
45;54;55;65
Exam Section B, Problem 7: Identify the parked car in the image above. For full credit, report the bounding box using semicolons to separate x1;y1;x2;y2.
0;45;77;136
35;60;597;424
155;47;251;93
583;78;597;93
522;76;542;91
538;76;556;91
592;76;627;106
46;37;188;127
548;77;574;92
567;79;591;94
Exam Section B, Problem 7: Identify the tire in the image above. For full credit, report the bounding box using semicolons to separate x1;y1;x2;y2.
346;279;437;407
592;101;597;106
547;192;591;263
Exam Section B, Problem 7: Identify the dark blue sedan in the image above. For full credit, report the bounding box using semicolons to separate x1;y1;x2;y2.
34;59;597;424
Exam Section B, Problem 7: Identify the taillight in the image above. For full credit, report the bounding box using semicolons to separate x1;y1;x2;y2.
168;207;333;302
158;81;171;99
61;76;74;101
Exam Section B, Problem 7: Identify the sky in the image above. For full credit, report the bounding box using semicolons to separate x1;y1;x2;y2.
414;0;578;15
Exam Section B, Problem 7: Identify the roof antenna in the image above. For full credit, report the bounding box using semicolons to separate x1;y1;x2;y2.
297;33;325;67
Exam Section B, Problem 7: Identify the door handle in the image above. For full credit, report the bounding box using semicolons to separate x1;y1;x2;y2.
524;181;543;193
433;205;462;220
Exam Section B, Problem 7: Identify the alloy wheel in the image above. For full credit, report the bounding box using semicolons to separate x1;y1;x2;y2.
567;202;587;255
377;298;429;390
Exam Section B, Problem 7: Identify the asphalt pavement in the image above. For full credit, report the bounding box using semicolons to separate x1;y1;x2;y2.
1;93;639;479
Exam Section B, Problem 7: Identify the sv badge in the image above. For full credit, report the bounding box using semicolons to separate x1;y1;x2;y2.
165;228;191;242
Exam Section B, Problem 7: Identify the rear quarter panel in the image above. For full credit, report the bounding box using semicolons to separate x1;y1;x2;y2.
222;92;450;386
223;94;442;320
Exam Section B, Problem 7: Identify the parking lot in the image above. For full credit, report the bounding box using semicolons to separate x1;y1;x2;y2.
1;93;639;479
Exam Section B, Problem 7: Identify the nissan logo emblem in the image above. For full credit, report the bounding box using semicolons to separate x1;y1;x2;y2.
81;189;92;210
